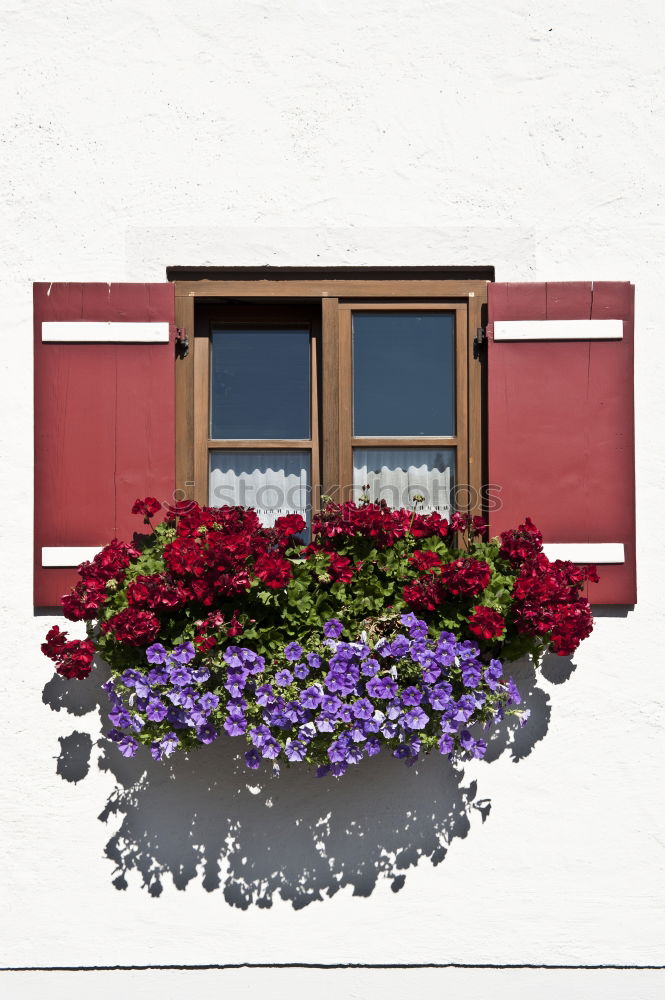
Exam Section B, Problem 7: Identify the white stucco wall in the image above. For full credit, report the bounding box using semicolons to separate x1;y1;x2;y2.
1;1;664;996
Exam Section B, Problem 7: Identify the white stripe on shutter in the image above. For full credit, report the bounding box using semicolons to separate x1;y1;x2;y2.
542;543;625;563
494;319;623;341
41;322;170;343
41;546;103;567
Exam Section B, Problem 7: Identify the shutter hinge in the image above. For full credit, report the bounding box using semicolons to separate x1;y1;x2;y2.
474;326;486;360
175;327;189;358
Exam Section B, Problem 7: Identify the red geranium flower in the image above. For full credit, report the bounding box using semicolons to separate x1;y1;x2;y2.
102;608;161;646
131;496;162;521
41;625;95;679
273;513;307;539
467;606;506;640
499;517;543;565
409;550;442;572
253;553;292;590
440;558;491;598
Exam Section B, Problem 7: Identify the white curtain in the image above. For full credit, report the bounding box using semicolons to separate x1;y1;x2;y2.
353;448;454;516
209;451;311;527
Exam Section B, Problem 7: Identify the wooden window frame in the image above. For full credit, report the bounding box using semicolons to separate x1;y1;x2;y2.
173;272;488;515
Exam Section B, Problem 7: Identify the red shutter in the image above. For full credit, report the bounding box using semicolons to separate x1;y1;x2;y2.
487;281;636;605
34;282;176;606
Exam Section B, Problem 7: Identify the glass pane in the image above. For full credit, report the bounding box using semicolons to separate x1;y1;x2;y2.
353;311;455;436
210;328;310;439
209;450;311;528
353;447;455;516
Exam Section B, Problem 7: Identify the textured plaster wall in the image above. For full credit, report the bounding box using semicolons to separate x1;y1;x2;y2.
1;0;664;996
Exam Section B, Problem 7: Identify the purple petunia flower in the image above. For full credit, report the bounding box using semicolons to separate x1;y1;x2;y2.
108;705;132;728
300;684;323;709
150;742;165;761
117;735;138;758
330;761;348;778
352;697;374;721
293;662;310;680
438;733;454;755
284;642;303;662
224;715;246;737
106;728;124;742
224;675;247;698
403;706;429;730
506;678;522;705
197;722;219;745
384;634;410;658
428;681;452;711
321;693;342;715
316;764;331;778
361;657;380;677
400;613;429;640
247;725;269;748
129;713;145;732
306;652;321;669
462;662;482;688
362;715;381;735
166;706;188;729
256;683;275;706
298;722;317;743
160;732;179;756
365;737;381;757
146;643;168;665
366;674;398;699
169;664;192;687
191;665;211;684
453;694;476;722
187;708;208;728
385;699;402;721
275;668;293;686
148;665;169;686
484;659;503;691
199;691;219;712
328;736;350;763
245;748;261;770
170;642;196;665
145;696;168;722
283;701;302;723
323;619;344;639
284;740;307;762
121;669;142;687
261;737;281;760
221;647;242;669
459;729;474;751
401;686;423;706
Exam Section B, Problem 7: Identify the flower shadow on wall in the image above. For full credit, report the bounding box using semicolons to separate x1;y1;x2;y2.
43;654;561;907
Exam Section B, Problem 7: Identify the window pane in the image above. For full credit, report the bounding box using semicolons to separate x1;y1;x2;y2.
353;447;455;516
209;450;311;528
210;328;310;439
353;312;455;436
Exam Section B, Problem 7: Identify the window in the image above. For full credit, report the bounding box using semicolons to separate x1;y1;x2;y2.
173;268;488;523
